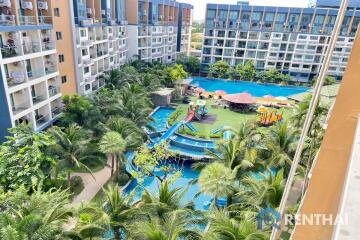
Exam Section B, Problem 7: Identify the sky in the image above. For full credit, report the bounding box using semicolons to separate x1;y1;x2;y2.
179;0;309;21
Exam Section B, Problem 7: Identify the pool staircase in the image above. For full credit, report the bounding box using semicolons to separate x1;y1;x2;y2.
185;122;198;132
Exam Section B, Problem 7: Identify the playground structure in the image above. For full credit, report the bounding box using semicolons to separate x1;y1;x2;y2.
187;100;209;121
258;106;283;126
258;109;283;127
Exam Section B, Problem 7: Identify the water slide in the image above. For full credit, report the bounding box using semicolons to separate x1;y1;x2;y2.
185;122;198;132
150;122;183;148
184;110;195;123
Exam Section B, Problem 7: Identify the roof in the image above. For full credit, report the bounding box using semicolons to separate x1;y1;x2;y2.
223;93;256;104
151;88;175;96
177;78;192;85
288;84;340;105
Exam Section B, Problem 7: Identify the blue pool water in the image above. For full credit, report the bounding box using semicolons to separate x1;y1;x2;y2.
148;107;176;132
191;77;309;97
170;134;216;149
124;160;213;211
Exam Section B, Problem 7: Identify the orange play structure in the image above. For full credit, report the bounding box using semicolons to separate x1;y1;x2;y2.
258;110;283;126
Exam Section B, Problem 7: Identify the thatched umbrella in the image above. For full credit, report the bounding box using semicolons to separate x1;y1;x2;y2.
222;92;256;104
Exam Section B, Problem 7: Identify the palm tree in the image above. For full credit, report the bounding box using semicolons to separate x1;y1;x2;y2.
128;209;201;240
198;162;235;207
104;69;121;90
102;184;139;240
204;210;269;240
265;121;298;173
0;186;73;240
99;131;126;176
50;124;96;186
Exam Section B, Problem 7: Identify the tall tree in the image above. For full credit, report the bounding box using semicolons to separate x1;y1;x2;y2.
208;61;231;78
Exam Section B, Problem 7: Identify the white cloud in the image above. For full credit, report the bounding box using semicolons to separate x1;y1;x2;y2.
179;0;309;21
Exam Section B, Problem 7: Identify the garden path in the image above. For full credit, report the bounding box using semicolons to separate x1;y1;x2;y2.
71;156;112;205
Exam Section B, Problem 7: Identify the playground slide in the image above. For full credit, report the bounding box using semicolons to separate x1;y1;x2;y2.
223;130;232;141
185;122;198;132
184;111;195;123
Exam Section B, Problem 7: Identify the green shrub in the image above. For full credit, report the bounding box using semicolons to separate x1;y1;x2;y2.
197;133;207;139
70;176;84;196
168;108;184;126
209;133;222;139
117;173;130;186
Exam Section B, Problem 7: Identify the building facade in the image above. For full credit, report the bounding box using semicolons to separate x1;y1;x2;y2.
71;0;128;95
0;0;63;141
201;0;360;82
126;0;193;64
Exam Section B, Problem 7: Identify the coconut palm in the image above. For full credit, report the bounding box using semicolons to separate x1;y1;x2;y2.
0;186;73;240
50;124;96;186
204;210;269;240
104;69;121;90
128;209;201;240
198;162;235;207
265;121;298;173
99;131;127;176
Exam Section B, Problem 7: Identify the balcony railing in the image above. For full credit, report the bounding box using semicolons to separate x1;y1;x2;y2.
19;16;37;25
27;69;45;80
45;66;58;75
48;86;60;97
7;71;26;87
35;114;49;127
1;45;21;58
23;43;41;54
0;15;15;26
38;16;53;25
42;41;55;51
32;94;47;105
12;101;30;115
51;107;62;118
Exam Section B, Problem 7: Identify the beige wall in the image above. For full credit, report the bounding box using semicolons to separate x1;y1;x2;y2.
126;0;139;24
50;0;78;95
293;31;360;239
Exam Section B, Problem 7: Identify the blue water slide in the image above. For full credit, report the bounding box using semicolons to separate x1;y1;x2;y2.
223;130;232;140
150;122;183;148
211;126;224;134
185;122;198;132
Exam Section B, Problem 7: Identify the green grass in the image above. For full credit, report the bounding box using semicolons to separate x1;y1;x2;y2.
172;97;293;138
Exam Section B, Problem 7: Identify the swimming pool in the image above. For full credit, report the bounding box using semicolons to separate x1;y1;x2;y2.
124;160;213;211
148;107;176;132
191;77;309;97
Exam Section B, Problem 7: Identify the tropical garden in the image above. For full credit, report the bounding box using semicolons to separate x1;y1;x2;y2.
0;56;329;239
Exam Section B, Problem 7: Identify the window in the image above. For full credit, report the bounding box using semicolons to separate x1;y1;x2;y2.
80;30;86;37
61;75;67;84
54;8;60;17
265;12;275;22
276;13;286;22
59;54;65;63
252;12;261;21
207;10;215;19
81;49;88;56
84;66;90;74
56;32;62;40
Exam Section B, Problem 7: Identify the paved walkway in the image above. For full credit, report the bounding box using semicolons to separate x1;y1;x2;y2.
71;156;113;205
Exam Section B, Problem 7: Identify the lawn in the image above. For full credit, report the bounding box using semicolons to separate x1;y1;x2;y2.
172;97;294;138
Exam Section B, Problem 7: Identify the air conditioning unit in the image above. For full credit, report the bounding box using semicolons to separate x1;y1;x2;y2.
169;16;173;20
38;1;48;10
0;0;11;8
87;8;92;14
143;10;147;16
159;15;163;20
101;10;106;16
21;1;33;10
80;19;93;26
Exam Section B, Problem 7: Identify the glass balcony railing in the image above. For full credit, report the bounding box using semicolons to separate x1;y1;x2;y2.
48;86;60;97
19;16;37;25
42;42;55;51
23;43;41;54
35;114;49;127
27;69;45;80
12;101;30;115
32;94;47;105
51;107;62;118
0;15;15;26
45;66;58;75
38;16;53;25
1;45;21;58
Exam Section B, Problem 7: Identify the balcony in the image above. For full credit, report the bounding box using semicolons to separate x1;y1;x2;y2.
51;106;62;118
27;69;45;81
45;66;57;75
48;85;60;97
7;70;26;87
38;16;53;25
1;44;22;58
23;42;41;55
32;94;47;105
42;41;55;51
12;101;30;115
19;16;37;25
0;15;15;26
35;114;50;128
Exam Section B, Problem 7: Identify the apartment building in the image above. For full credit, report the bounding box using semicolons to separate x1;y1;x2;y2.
126;0;193;64
201;0;360;82
0;0;62;140
71;0;128;95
